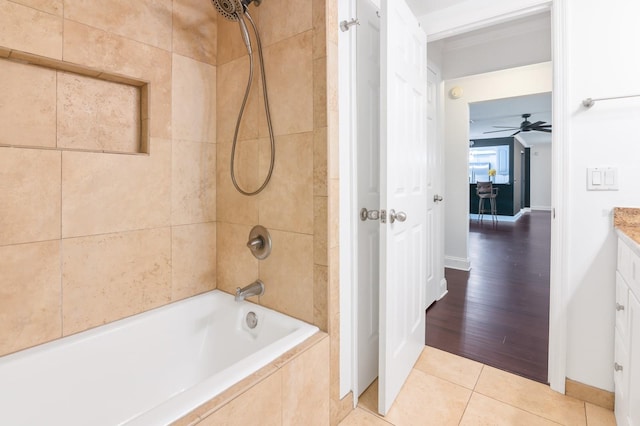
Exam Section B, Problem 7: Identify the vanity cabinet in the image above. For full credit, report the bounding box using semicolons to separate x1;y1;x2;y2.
615;233;640;426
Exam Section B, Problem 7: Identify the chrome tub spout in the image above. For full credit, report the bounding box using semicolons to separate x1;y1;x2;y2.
235;280;265;302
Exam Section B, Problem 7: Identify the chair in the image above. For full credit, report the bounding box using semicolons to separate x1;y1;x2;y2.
476;181;499;222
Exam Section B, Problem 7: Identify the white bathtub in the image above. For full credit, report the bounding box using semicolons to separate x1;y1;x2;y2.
0;289;318;425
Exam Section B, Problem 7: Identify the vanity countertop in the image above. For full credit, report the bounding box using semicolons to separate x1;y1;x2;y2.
614;207;640;249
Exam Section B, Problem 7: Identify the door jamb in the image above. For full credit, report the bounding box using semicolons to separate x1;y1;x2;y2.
338;0;359;403
548;0;568;394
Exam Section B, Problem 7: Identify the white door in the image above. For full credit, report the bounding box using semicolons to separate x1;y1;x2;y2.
425;65;441;307
355;0;381;398
378;0;428;416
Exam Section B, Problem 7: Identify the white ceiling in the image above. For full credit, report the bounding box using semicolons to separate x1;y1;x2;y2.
469;92;552;145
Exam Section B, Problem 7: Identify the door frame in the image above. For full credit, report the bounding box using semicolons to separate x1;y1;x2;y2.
338;0;568;398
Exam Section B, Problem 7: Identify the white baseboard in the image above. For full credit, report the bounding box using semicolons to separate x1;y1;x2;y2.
444;256;471;271
469;209;524;223
437;289;448;301
531;206;553;211
438;277;448;300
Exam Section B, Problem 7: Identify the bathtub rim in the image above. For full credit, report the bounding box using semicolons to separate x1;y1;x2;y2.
0;289;320;426
0;289;315;364
125;296;320;425
172;331;329;426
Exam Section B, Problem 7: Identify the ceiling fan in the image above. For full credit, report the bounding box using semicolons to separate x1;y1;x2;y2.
483;113;552;136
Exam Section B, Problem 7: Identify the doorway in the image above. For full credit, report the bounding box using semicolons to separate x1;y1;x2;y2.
426;14;553;384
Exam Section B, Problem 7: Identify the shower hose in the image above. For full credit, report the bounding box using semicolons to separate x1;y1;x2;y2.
230;11;275;196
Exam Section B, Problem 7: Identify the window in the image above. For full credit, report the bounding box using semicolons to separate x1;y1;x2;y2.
469;145;510;183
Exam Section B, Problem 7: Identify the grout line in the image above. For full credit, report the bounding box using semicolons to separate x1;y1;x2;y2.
467;366;575;425
61;3;64;60
355;407;395;425
279;370;284;424
58;60;63;337
474;393;565;425
473;364;484;390
583;401;588;425
170;0;174;54
56;59;64;336
59;225;175;242
458;386;474;425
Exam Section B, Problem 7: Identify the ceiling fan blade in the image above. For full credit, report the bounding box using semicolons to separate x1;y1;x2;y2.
491;126;521;129
483;129;516;134
528;121;545;127
511;130;521;136
534;128;552;133
534;124;552;128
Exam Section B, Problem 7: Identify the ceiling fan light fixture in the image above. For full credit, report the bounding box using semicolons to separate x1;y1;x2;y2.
482;113;552;135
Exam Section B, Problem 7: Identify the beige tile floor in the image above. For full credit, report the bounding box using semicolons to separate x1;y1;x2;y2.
339;347;616;426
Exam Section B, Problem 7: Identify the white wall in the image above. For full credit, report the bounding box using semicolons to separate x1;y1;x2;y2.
562;0;640;392
444;63;552;269
530;144;552;209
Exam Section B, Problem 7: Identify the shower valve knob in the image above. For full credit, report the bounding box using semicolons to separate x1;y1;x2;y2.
247;225;272;260
247;237;263;249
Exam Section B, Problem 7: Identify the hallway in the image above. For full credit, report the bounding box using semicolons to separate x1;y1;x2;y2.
426;211;551;383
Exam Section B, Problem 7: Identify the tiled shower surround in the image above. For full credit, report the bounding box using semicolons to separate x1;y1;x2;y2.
0;0;346;424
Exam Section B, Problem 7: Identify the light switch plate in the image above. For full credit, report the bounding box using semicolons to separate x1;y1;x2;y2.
587;167;618;191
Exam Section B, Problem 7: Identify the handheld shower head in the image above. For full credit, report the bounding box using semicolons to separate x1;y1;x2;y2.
211;0;243;21
211;0;260;21
211;0;253;54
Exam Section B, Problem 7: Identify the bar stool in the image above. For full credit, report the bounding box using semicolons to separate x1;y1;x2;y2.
476;181;499;222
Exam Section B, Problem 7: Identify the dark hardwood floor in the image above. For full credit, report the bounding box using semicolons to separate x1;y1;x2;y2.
426;211;551;384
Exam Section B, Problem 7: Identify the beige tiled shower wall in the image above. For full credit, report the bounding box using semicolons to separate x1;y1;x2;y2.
215;0;330;332
214;0;347;423
0;0;218;356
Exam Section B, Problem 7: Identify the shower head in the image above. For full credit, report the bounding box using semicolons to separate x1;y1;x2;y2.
211;0;254;54
211;0;260;21
211;0;259;55
211;0;244;22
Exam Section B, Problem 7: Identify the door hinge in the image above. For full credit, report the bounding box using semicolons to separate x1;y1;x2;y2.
340;18;360;32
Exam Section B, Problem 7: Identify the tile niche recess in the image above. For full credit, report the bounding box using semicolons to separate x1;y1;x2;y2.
0;47;149;155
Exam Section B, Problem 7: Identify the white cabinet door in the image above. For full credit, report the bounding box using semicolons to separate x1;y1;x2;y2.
617;272;630;337
615;327;629;425
627;290;640;426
